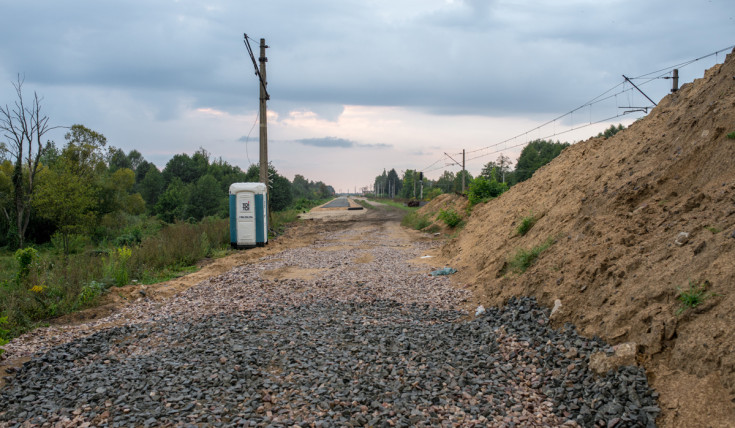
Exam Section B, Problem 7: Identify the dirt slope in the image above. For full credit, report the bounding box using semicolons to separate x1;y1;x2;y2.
445;50;735;426
416;193;469;234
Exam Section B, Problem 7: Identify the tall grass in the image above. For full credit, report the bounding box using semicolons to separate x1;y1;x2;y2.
0;218;230;339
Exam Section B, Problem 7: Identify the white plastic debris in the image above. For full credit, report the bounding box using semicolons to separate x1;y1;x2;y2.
420;255;434;259
550;299;562;317
475;305;486;316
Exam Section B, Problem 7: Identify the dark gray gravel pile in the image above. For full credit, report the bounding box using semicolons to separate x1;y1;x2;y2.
0;298;658;427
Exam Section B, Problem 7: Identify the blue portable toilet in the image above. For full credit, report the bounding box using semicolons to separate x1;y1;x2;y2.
229;183;268;248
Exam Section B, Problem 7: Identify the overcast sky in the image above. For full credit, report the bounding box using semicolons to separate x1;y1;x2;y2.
1;0;732;193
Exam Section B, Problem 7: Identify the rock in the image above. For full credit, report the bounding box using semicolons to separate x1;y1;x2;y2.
674;232;689;246
693;241;706;255
589;343;638;374
550;299;562;318
730;229;735;239
475;305;486;317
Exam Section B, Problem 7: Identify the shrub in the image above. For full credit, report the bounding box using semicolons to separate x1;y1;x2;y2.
676;280;716;315
437;208;462;228
424;188;442;201
727;131;735;140
509;238;554;273
468;176;507;206
401;212;431;230
517;214;536;236
15;247;39;283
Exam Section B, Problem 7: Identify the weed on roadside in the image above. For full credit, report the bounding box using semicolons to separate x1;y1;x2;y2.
676;280;717;315
516;214;536;236
509;237;554;273
401;212;431;230
705;226;721;234
727;131;735;139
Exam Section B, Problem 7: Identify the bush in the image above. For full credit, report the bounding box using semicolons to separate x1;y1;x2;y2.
468;176;507;206
15;247;39;283
437;208;462;228
517;214;536;236
424;188;442;201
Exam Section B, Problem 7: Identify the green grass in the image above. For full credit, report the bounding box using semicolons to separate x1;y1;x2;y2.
676;280;717;315
355;199;375;209
368;198;416;211
508;237;554;273
705;226;721;234
401;211;432;230
516;214;536;236
727;131;735;140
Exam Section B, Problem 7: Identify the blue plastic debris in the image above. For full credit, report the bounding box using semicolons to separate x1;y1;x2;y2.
430;267;457;277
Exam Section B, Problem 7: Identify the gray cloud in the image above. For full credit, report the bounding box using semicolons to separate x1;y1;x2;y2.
296;137;356;148
2;0;731;121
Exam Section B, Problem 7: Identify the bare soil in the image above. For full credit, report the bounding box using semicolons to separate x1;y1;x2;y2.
424;49;735;427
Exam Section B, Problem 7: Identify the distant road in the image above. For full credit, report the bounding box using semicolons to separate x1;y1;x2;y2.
321;196;350;208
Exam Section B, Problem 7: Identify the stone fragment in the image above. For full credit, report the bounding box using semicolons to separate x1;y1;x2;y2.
674;232;689;246
589;342;638;374
550;299;562;318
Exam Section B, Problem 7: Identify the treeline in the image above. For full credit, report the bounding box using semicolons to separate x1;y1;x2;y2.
372;137;594;200
0;123;333;251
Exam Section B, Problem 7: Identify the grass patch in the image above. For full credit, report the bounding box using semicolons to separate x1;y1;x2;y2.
705;226;721;234
356;199;375;209
509;237;554;273
676;280;717;315
270;209;301;237
401;211;432;230
369;198;416;211
727;131;735;139
516;214;536;236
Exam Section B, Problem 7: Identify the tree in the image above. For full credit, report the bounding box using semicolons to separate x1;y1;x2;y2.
155;178;190;223
107;147;131;172
386;168;401;198
597;123;625;139
62;124;107;178
435;171;455;193
33;165;96;254
0;76;58;248
139;167;164;207
481;154;513;183
188;174;221;220
513;139;570;183
453;170;473;193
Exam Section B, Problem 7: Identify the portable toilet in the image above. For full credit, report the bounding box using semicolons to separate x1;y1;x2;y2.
229;183;268;248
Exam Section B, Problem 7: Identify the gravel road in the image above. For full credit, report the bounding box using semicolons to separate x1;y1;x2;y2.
0;212;659;427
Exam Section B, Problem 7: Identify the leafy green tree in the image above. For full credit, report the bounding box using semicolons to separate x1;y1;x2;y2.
188;174;221;220
107;147;131;172
139;167;164;207
513;139;570;183
154;178;190;223
597;123;625;139
435;171;455;193
62;124;107;178
32;165;96;254
163;153;201;185
453;170;473;193
399;169;419;199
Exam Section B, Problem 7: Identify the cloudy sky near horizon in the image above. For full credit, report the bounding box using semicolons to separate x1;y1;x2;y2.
1;0;732;193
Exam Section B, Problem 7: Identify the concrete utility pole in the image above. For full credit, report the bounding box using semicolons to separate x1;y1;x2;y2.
462;149;466;194
671;69;679;93
258;38;269;186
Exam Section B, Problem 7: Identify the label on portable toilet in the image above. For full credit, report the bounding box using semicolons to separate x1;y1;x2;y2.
236;192;256;245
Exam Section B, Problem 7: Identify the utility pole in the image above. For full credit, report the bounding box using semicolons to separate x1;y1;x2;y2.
671;69;679;93
258;38;269;186
462;149;466;194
